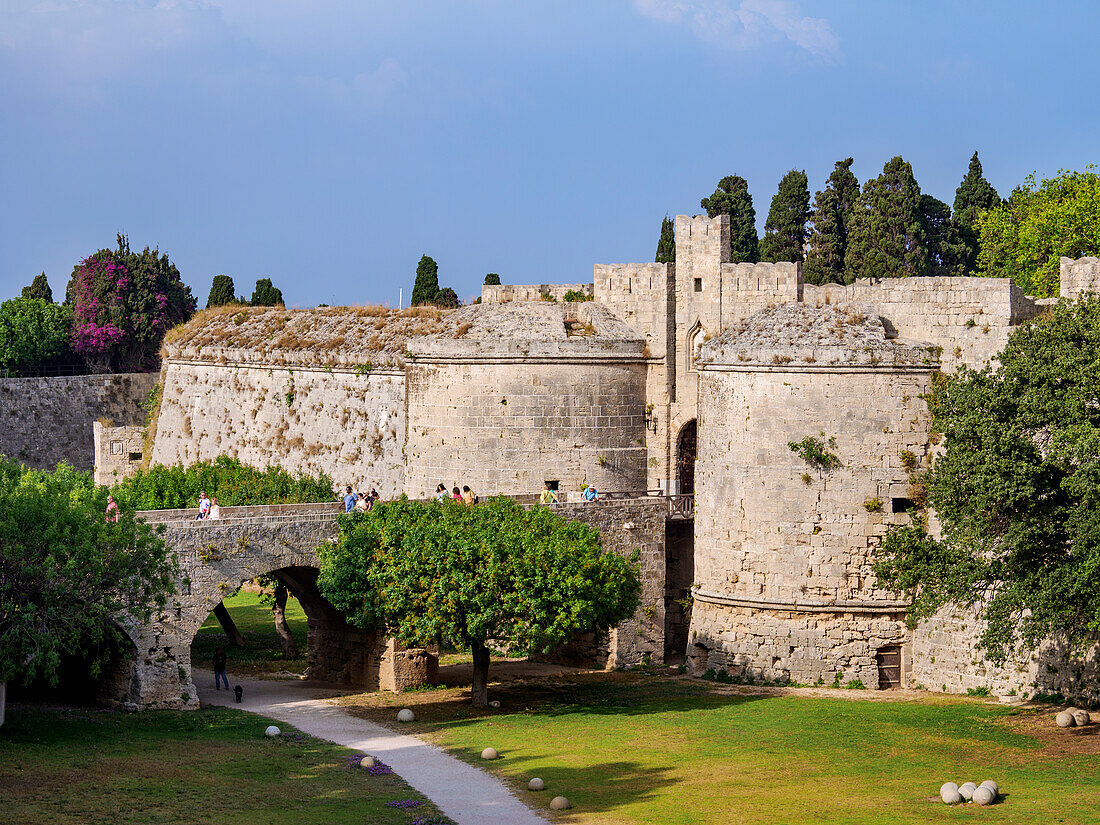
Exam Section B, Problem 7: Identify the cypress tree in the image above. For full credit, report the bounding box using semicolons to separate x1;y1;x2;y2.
844;156;928;281
952;151;1001;273
21;272;53;303
804;158;859;285
700;175;758;263
483;273;501;286
411;255;440;306
919;195;969;277
250;278;284;307
206;274;237;308
655;215;675;263
434;287;460;308
759;170;810;263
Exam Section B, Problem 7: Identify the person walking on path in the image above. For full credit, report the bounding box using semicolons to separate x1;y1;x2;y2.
212;647;229;691
344;485;357;513
197;491;211;520
451;486;462;502
435;483;449;503
105;495;120;523
583;484;598;502
539;483;558;505
208;497;221;520
461;485;476;506
354;492;370;512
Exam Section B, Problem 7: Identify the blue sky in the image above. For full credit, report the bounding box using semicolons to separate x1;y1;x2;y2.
1;1;1096;309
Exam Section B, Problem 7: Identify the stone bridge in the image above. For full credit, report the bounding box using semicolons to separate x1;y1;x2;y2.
108;496;688;709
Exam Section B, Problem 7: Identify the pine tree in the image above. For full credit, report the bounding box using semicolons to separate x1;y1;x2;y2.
434;287;460;308
21;272;53;303
250;278;284;307
483;273;501;286
700;175;758;263
206;275;237;308
952;151;1001;273
844;156;928;281
919;195;969;277
411;255;440;306
804;158;859;285
655;215;675;263
759;170;810;263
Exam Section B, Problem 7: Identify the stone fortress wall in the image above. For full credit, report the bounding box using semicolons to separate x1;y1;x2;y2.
0;372;155;474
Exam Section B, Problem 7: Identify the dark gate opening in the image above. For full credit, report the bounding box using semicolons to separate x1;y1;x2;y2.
677;420;697;495
876;645;902;689
663;519;695;660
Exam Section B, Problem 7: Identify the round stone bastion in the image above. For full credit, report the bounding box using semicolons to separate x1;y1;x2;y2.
686;303;939;688
404;301;649;498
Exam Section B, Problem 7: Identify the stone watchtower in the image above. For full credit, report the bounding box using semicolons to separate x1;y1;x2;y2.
688;303;937;688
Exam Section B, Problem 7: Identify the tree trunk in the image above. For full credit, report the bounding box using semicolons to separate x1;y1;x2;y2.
271;585;299;659
471;640;490;707
213;602;245;647
0;680;6;728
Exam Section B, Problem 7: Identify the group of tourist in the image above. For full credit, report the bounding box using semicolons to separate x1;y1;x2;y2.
196;491;221;520
435;483;478;505
344;485;380;513
539;482;598;504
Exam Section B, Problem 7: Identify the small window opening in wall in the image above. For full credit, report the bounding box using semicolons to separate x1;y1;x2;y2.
545;480;559;491
892;497;916;513
694;278;703;292
128;452;142;462
110;441;123;455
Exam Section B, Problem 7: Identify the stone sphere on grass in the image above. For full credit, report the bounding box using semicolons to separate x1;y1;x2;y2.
978;780;999;797
528;778;545;791
360;756;377;769
941;788;963;805
264;725;281;737
1073;710;1091;726
549;796;571;810
481;747;499;760
972;786;996;806
958;782;977;801
1056;710;1076;727
397;708;416;723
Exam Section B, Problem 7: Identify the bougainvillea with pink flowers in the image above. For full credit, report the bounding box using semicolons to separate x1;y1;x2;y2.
66;234;196;371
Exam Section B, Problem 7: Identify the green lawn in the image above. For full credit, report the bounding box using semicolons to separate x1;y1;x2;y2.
192;589;309;676
0;705;449;825
341;673;1100;825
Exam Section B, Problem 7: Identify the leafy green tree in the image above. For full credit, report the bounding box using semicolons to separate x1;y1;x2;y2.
66;234;196;372
21;273;53;303
0;459;176;702
804;158;860;285
655;215;675;263
0;298;73;373
111;455;334;511
976;168;1100;297
411;255;440;306
919;195;969;277
844;157;927;281
250;278;284;307
318;497;641;706
952;151;1001;272
876;295;1100;662
206;275;237;309
483;273;501;286
701;175;759;263
759;170;810;263
434;287;460;308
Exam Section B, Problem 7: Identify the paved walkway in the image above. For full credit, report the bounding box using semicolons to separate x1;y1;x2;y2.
195;669;547;825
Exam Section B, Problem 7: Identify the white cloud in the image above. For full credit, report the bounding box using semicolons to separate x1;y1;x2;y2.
299;58;408;111
633;0;840;60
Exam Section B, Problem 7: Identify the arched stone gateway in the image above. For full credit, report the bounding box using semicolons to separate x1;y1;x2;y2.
121;509;434;709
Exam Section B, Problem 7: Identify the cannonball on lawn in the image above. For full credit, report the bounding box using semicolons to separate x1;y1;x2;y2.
489;700;501;708
972;786;995;806
939;782;959;798
264;725;281;737
978;780;999;797
528;778;545;791
941;789;963;805
1056;710;1076;727
958;782;977;801
549;796;571;810
481;747;499;760
1073;709;1091;726
360;756;376;769
397;708;416;723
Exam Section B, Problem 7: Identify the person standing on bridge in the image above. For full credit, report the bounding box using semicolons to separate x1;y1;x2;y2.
212;647;229;691
197;491;211;520
105;495;120;523
539;482;558;505
343;485;357;513
208;497;221;520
